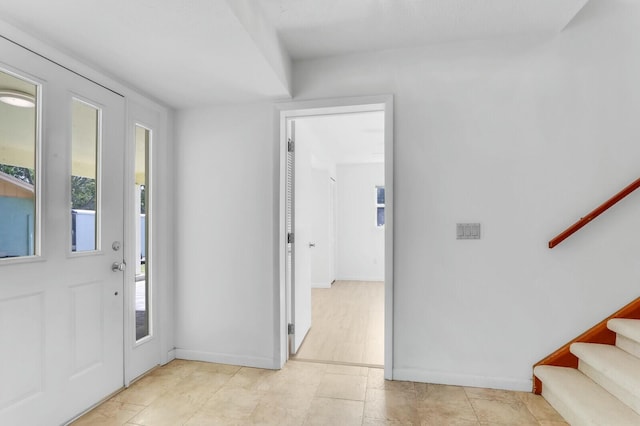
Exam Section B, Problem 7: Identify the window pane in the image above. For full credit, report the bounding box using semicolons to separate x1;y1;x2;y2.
376;186;385;204
377;207;385;227
135;125;150;341
0;70;38;258
71;99;99;252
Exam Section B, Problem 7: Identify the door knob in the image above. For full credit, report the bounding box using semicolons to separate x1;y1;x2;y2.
309;243;316;248
112;261;126;272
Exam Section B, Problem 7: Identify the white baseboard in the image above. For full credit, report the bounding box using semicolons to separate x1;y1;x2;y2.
166;349;176;363
392;368;532;392
175;349;279;370
312;282;331;288
336;277;385;282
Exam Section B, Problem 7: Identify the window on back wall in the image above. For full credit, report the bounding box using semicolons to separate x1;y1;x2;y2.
376;186;385;227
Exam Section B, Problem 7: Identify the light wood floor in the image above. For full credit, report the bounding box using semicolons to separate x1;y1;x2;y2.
293;280;384;366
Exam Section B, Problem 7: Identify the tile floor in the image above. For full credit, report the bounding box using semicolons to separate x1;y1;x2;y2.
71;359;567;426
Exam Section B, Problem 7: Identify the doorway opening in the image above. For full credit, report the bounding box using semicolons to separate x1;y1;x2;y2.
279;97;393;378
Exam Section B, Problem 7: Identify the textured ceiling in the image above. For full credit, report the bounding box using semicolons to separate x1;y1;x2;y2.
0;0;589;107
257;0;589;59
0;0;292;108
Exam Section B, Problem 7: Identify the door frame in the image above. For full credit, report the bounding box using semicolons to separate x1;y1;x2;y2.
123;100;164;385
275;95;394;379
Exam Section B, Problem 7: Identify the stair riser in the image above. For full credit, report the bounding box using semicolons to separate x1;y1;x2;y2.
578;360;640;415
617;334;640;359
540;382;582;426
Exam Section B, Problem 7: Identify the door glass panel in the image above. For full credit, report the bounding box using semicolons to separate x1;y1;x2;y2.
135;125;150;341
0;70;38;259
71;99;99;252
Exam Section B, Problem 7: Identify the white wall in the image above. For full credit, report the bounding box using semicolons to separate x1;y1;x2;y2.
156;106;175;365
297;118;338;289
174;103;278;368
336;163;385;281
173;0;640;390
293;0;640;390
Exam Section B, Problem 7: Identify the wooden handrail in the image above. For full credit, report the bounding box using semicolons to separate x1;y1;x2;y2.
549;177;640;248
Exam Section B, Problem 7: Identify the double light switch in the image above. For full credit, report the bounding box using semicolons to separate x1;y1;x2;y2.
457;223;481;240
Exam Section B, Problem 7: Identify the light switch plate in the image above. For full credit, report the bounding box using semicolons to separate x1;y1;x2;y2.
457;223;481;240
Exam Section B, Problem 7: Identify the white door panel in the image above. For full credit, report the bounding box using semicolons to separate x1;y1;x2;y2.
291;120;312;353
0;37;124;425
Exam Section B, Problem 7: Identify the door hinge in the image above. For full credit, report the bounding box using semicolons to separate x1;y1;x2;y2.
287;232;294;244
288;323;295;335
287;139;294;153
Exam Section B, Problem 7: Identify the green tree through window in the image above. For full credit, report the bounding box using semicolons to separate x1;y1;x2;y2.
0;164;34;185
71;176;96;210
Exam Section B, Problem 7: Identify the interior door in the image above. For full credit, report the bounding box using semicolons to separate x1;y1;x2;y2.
0;38;125;425
289;119;312;354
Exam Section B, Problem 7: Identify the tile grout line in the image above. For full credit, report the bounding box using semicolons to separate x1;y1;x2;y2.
518;393;547;425
361;366;370;426
463;387;482;424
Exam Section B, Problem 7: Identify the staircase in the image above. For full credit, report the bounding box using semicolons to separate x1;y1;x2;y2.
534;318;640;425
541;178;640;423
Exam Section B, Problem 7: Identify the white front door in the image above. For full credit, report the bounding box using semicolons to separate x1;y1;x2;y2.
0;38;125;425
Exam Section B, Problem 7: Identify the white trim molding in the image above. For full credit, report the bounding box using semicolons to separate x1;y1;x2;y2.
175;349;278;370
274;94;394;379
393;368;532;392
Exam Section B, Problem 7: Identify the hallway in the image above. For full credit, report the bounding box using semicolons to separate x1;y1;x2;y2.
293;281;384;366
